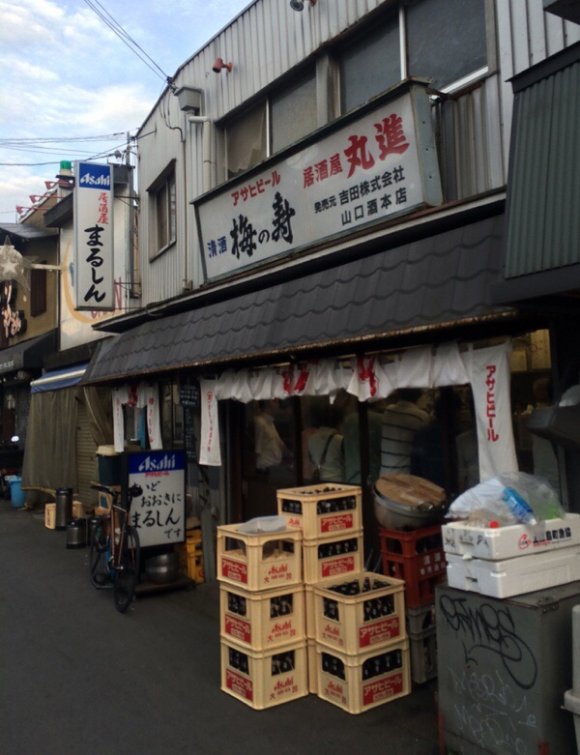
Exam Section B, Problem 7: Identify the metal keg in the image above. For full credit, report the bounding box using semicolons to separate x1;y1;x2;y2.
55;487;73;529
66;518;87;549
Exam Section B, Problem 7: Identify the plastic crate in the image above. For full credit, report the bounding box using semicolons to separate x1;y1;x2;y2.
305;585;316;639
316;639;410;714
217;524;302;591
405;603;435;634
220;638;308;710
378;525;443;558
409;627;437;684
44;502;56;530
381;551;445;608
277;484;362;540
220;583;305;650
307;639;318;694
176;535;205;583
380;527;446;608
314;572;405;654
303;531;364;585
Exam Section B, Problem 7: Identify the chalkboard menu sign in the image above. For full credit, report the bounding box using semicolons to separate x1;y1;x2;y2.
180;382;200;407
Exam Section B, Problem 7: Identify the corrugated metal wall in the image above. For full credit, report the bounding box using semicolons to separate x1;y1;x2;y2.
505;56;580;276
137;0;580;306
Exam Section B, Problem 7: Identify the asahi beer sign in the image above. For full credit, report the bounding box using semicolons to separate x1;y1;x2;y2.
196;84;442;281
127;450;186;548
73;162;114;310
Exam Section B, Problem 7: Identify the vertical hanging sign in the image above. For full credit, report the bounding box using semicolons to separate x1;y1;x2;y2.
73;161;114;310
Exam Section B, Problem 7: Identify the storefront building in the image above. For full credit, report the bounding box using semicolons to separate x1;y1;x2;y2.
17;164;137;507
81;0;579;577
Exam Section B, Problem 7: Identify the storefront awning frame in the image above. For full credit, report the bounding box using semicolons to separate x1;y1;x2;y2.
82;212;517;386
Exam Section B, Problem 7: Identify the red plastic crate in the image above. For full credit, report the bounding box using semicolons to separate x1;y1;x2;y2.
378;525;443;558
379;527;445;609
380;551;445;608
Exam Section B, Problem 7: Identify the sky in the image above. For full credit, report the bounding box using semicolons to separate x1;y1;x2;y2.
0;0;252;222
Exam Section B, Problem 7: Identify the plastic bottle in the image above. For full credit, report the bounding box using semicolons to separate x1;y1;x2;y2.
501;486;537;525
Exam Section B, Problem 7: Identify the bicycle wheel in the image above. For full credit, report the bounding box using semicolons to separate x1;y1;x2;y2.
89;523;112;589
113;525;141;613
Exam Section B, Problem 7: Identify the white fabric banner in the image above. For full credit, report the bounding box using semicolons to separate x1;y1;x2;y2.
465;342;518;480
196;340;517;480
112;384;162;453
199;379;222;466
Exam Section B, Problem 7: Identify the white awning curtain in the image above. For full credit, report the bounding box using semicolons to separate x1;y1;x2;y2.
198;340;517;483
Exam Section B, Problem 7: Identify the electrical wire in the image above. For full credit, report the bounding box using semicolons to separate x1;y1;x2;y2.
81;0;173;87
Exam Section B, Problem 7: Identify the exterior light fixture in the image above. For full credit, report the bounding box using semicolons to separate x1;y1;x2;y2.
290;0;316;10
212;57;233;73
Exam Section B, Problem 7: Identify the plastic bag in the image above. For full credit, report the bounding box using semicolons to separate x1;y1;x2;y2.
447;471;565;525
237;515;287;534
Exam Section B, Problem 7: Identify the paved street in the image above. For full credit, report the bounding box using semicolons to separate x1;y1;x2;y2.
0;502;439;755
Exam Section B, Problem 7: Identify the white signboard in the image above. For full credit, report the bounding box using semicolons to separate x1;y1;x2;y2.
127;450;186;548
196;84;441;281
73;161;114;310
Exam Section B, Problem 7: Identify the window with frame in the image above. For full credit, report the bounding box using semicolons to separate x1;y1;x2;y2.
271;74;317;154
339;13;401;115
30;267;47;316
406;0;488;91
226;104;267;179
148;163;176;258
225;69;317;179
338;0;489;114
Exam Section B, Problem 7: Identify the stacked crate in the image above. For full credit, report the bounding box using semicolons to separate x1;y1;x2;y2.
278;483;411;713
379;524;444;683
217;523;308;709
277;483;364;694
175;528;205;583
312;572;410;713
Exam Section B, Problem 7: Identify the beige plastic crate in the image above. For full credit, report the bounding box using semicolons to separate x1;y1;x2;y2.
302;531;364;584
305;585;316;639
314;572;406;654
277;484;362;540
316;639;411;714
220;583;305;651
220;638;308;710
217;524;302;591
44;502;56;530
307;639;318;694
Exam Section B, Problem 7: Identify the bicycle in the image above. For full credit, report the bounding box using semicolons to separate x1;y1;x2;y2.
89;482;142;613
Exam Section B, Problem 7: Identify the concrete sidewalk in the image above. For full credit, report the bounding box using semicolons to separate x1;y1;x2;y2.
0;502;439;755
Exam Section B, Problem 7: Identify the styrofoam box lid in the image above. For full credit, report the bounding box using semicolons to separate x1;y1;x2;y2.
442;513;580;561
446;545;580;599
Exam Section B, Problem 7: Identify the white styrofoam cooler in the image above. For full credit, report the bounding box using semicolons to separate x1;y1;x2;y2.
442;513;580;560
445;545;580;598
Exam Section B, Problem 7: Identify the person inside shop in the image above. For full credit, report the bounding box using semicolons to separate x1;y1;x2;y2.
379;388;433;477
342;396;383;485
454;391;479;492
307;403;345;483
254;400;292;484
